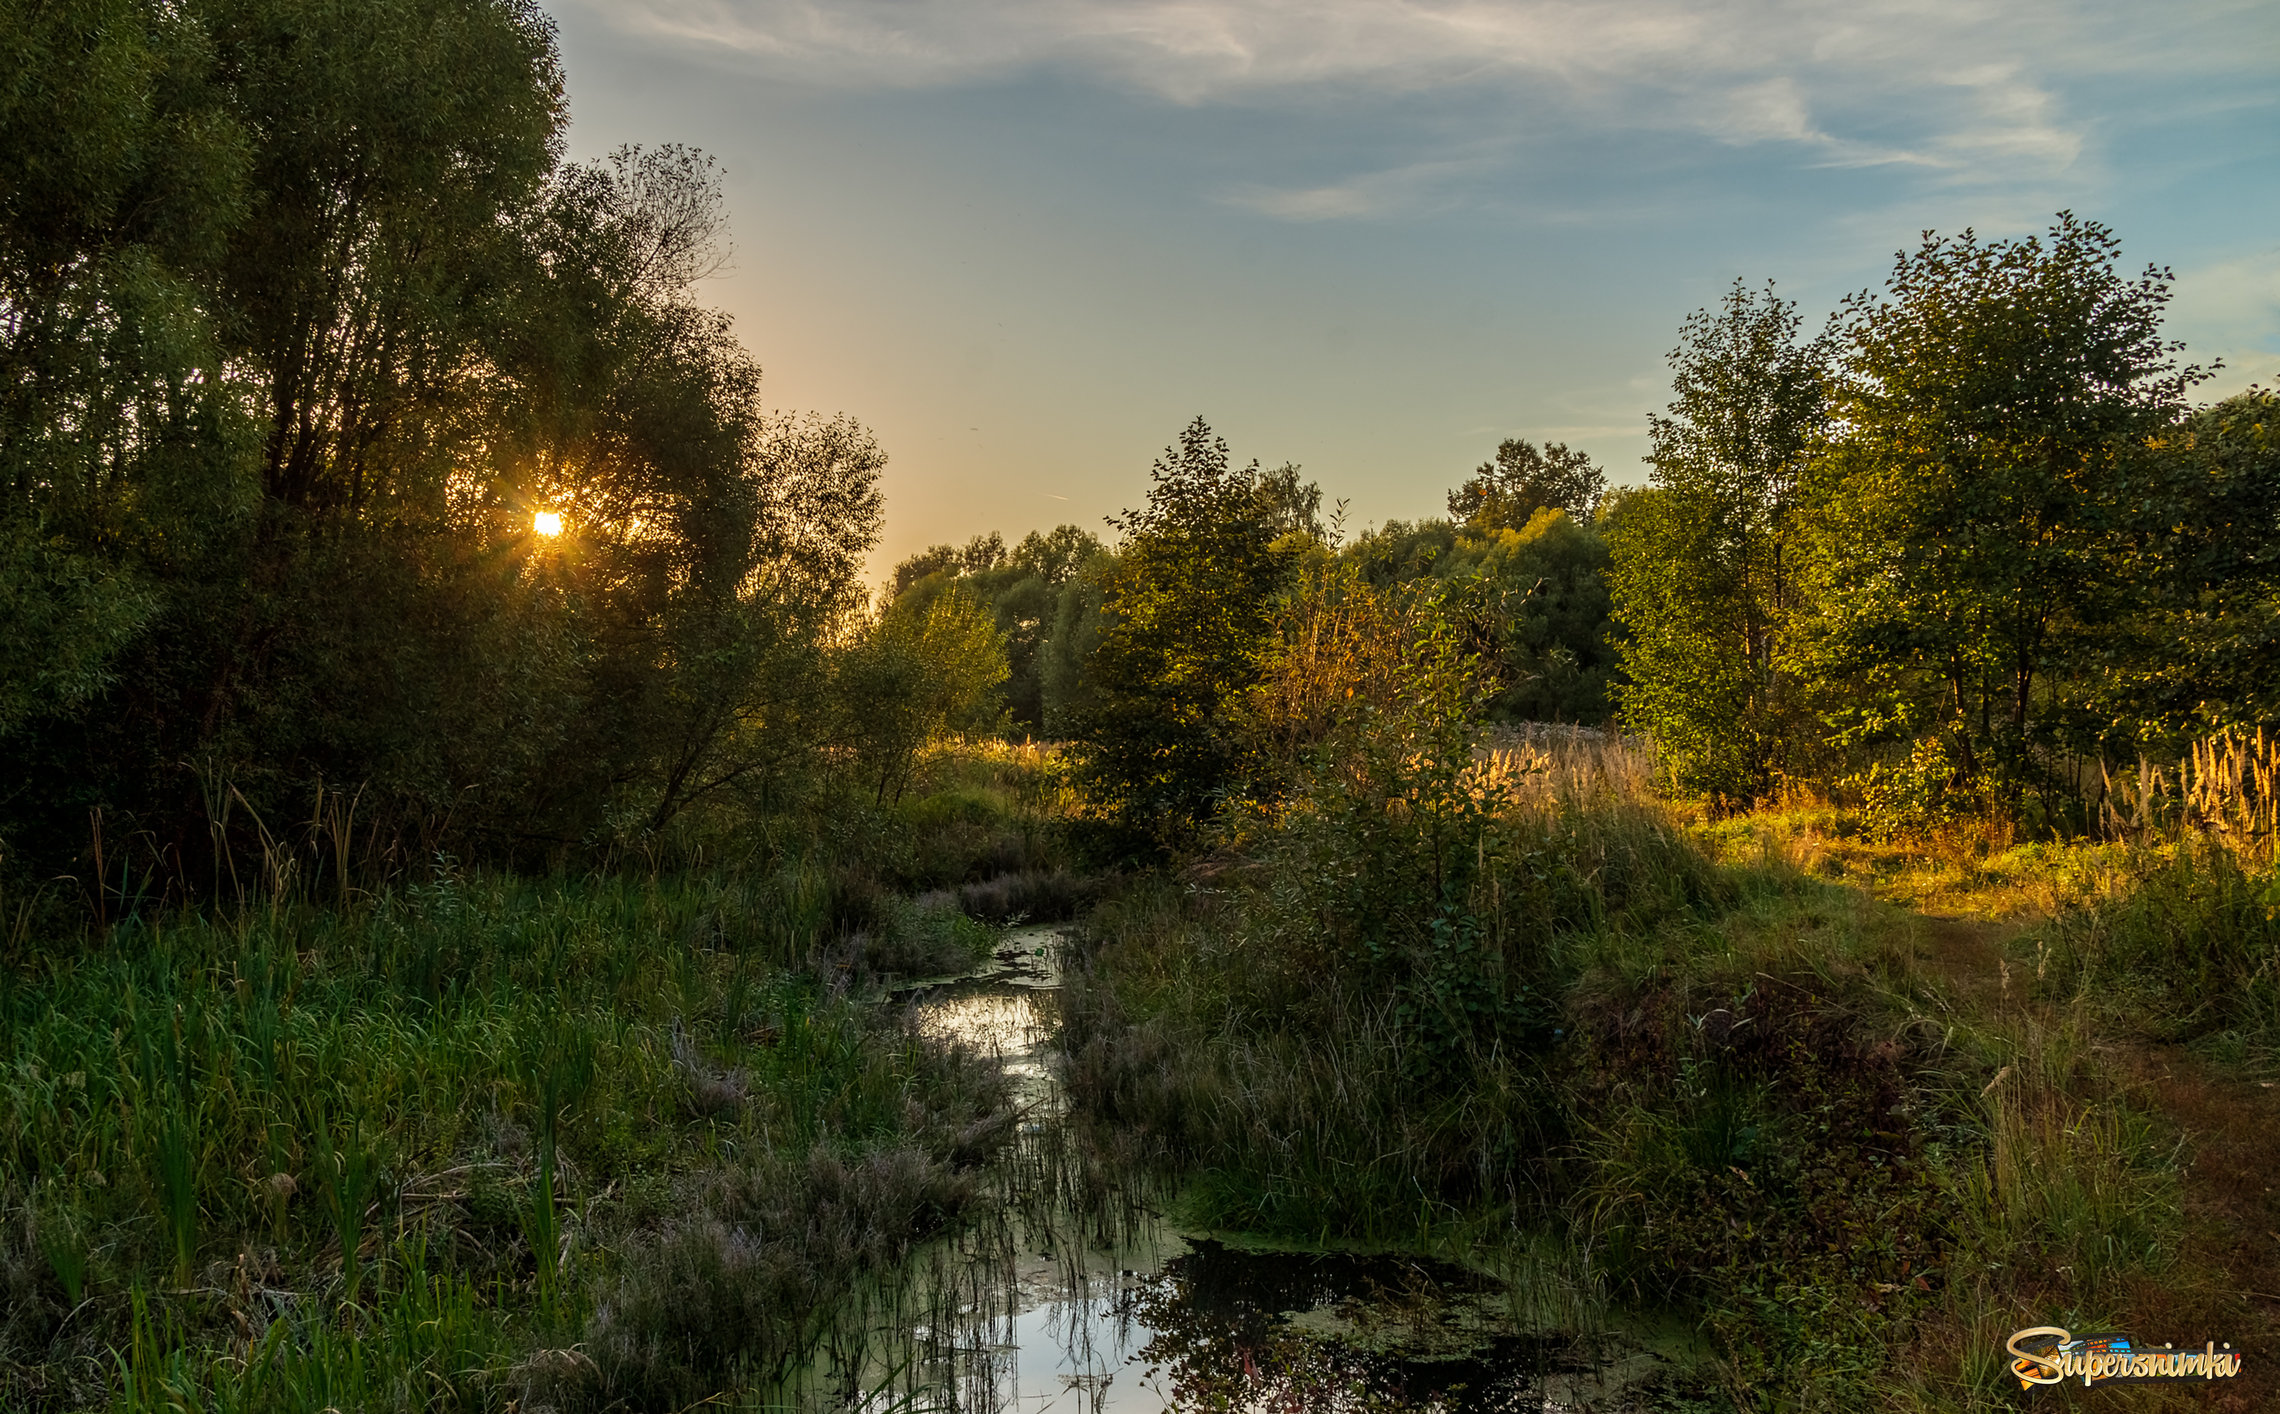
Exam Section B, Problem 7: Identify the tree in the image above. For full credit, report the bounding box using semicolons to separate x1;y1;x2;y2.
882;524;1104;734
0;0;254;740
1608;280;1830;804
1448;439;1604;535
1010;524;1105;586
2090;388;2280;737
1342;510;1616;725
1073;417;1290;854
836;584;1007;804
1803;214;2206;805
1458;508;1617;724
0;3;889;880
1255;462;1326;542
1039;551;1111;738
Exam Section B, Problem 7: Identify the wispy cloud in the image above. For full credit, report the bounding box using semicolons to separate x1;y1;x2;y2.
593;0;2267;217
1221;153;1504;220
2167;245;2280;396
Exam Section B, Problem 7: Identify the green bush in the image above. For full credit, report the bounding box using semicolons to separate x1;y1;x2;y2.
2040;839;2280;1047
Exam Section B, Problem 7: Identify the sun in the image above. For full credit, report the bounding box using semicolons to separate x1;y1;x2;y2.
533;509;563;537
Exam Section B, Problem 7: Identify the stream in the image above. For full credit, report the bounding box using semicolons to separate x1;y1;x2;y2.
882;924;1680;1414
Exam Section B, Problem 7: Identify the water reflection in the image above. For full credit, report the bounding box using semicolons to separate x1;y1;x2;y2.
886;1238;1648;1414
888;927;1663;1414
903;925;1063;1108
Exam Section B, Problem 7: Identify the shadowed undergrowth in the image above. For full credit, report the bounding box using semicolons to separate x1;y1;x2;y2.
1059;722;2206;1409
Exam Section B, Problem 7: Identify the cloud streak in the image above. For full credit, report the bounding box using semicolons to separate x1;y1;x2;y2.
591;0;2267;218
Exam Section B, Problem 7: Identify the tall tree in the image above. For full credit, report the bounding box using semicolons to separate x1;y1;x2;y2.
0;0;254;739
1608;280;1829;804
1073;417;1289;854
0;2;888;878
1448;438;1603;535
1803;214;2206;803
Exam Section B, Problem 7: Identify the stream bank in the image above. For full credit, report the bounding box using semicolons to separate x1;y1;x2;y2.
872;924;1689;1413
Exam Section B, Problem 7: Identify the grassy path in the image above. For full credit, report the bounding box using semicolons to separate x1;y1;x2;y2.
1904;896;2279;1408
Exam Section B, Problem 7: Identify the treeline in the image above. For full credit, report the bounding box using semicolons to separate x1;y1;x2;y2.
8;0;2270;906
0;0;925;893
901;215;2278;850
1613;219;2278;828
882;448;1614;738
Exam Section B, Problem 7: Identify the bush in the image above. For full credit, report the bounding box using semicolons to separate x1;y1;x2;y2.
2040;839;2280;1045
1061;606;1720;1234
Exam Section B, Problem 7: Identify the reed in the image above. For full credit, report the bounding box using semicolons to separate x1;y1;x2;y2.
0;755;1059;1413
2097;725;2280;857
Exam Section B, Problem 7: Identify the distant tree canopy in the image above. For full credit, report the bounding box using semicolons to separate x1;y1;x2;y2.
1255;462;1327;543
1345;509;1617;726
887;525;1107;734
1448;439;1606;535
0;0;884;879
834;582;1007;804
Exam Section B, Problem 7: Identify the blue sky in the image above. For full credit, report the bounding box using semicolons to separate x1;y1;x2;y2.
549;0;2280;579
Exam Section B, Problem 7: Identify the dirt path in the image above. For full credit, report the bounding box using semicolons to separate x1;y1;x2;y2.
2109;1045;2280;1410
1911;909;2280;1408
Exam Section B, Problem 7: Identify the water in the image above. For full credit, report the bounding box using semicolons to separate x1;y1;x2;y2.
888;926;1676;1414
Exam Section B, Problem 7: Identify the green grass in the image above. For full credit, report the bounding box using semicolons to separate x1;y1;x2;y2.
2034;838;2280;1059
5;730;2242;1410
0;840;1022;1411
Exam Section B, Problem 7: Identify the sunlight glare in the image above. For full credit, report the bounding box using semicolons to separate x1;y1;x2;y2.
533;509;562;537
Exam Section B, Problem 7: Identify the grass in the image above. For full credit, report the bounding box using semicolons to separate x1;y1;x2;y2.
1057;732;2235;1408
0;750;1075;1412
8;723;2271;1410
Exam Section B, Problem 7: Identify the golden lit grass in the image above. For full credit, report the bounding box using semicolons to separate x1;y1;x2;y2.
1691;800;2142;920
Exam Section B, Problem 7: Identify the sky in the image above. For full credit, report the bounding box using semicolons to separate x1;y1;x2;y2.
546;0;2280;581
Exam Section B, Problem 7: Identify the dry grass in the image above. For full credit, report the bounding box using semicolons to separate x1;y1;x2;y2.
1476;723;1659;804
2099;727;2280;859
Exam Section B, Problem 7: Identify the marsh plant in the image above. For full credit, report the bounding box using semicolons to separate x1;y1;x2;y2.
0;849;1031;1412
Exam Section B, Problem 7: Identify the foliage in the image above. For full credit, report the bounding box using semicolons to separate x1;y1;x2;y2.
1253;461;1327;542
888;525;1106;735
2097;388;2280;736
1449;509;1618;723
1609;280;1830;806
835;583;1010;805
0;1;885;885
1447;438;1605;534
1342;510;1617;725
1070;417;1291;856
1038;550;1110;737
1345;517;1458;586
1802;213;2209;807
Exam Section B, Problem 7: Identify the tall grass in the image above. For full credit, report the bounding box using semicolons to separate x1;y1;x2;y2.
0;822;1037;1411
2097;726;2280;855
2037;835;2280;1058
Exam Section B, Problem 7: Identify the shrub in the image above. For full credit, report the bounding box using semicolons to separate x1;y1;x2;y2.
586;1147;980;1408
2040;838;2280;1045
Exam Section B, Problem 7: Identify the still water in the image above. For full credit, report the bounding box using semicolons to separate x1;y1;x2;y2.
884;928;1673;1414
